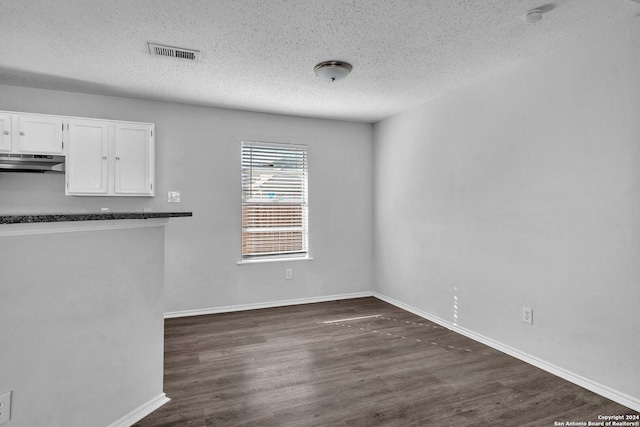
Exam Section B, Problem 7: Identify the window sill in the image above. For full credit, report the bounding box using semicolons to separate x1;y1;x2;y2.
237;257;313;265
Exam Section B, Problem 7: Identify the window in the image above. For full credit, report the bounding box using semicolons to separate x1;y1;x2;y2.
241;141;308;261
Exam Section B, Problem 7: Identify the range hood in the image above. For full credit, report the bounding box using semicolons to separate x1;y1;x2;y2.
0;153;65;173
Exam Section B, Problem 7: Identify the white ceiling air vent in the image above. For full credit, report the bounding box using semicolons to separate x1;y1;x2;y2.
148;43;200;61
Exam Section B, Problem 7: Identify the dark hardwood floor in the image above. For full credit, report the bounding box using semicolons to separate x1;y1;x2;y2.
134;297;638;426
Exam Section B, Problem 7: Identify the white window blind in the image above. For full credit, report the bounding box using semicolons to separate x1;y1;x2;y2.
241;141;308;260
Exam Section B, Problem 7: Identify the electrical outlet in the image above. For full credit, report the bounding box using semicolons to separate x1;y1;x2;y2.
522;307;533;325
168;191;181;203
285;268;293;280
0;390;12;425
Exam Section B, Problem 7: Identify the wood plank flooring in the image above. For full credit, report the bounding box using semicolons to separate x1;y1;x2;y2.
134;297;638;426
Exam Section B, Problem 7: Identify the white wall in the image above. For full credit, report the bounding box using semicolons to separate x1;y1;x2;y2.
0;225;166;427
0;86;374;313
373;19;640;406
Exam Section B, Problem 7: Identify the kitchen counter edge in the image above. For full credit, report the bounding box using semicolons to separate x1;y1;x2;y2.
0;212;193;225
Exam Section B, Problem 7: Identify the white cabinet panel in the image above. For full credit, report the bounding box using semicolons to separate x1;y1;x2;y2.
0;114;11;152
66;119;110;195
114;123;154;196
66;120;154;197
18;115;64;154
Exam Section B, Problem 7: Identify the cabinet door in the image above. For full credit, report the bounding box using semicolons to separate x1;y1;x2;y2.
0;114;11;152
18;115;64;154
66;119;110;195
114;123;154;196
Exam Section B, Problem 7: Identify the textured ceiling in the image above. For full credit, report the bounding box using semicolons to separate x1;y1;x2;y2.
1;0;639;123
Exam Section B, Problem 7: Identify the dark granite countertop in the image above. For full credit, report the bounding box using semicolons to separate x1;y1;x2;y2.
0;211;192;225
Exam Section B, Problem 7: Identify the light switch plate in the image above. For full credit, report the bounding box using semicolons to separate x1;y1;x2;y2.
168;191;181;203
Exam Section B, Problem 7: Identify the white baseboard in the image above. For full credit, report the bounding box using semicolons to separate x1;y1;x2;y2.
164;291;373;319
107;393;170;427
373;292;640;413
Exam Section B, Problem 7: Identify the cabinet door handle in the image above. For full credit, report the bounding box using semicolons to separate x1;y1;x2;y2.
19;131;25;135
115;156;120;160
2;131;8;135
102;156;107;160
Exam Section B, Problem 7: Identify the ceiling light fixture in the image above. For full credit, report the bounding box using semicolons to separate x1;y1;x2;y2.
523;9;543;23
314;61;353;82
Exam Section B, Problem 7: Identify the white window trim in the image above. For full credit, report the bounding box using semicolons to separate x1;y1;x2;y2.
237;256;313;265
240;140;309;262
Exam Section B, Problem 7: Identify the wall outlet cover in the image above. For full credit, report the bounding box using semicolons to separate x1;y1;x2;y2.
0;390;12;425
168;191;181;203
522;306;533;325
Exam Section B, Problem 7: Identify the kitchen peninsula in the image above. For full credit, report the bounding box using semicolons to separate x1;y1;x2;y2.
0;211;192;427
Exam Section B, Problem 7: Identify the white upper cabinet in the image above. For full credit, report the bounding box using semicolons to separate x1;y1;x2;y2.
0;114;11;152
18;115;64;154
114;123;154;196
65;120;154;197
66;119;110;195
0;110;155;197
